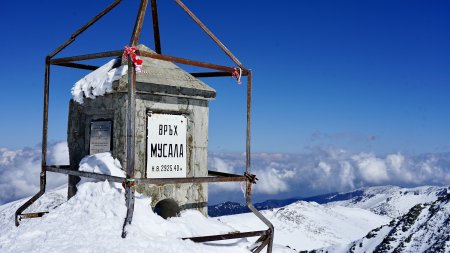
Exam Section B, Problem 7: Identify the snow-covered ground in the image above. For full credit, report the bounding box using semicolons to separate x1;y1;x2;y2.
219;201;390;251
1;180;390;253
0;182;259;253
318;193;450;253
2;152;447;252
0;153;295;253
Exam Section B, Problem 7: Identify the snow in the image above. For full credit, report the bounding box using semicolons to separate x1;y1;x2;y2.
0;181;253;252
71;59;127;104
218;201;390;251
0;153;294;253
326;185;445;218
2;152;446;252
318;194;450;253
78;152;124;177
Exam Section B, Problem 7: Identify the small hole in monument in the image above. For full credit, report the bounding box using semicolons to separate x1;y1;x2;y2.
153;198;180;219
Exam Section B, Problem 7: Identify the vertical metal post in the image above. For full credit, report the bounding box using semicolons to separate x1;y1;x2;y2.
245;71;274;253
151;0;162;54
122;58;137;238
15;57;51;226
41;57;51;185
122;0;148;238
246;70;252;204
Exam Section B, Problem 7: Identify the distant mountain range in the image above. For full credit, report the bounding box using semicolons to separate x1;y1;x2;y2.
208;193;349;217
209;185;449;217
213;185;449;252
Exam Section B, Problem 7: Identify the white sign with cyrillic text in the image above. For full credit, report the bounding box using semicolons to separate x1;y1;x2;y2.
147;113;187;178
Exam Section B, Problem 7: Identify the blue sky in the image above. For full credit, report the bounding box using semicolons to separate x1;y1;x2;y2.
1;0;450;155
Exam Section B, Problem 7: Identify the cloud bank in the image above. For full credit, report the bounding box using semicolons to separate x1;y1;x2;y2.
1;143;450;205
0;142;68;204
208;148;450;199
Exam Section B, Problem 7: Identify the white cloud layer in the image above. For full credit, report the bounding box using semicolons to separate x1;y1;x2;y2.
1;143;450;204
209;148;450;197
0;142;68;204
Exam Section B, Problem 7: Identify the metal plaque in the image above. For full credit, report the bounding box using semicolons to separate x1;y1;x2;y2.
147;113;187;178
89;120;112;155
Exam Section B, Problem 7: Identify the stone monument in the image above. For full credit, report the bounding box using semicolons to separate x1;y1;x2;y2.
68;45;216;216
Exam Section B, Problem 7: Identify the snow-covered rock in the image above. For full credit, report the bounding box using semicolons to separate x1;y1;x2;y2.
326;185;449;218
317;193;450;253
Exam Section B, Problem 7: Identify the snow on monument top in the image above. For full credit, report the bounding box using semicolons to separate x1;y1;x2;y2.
71;59;127;104
71;45;216;104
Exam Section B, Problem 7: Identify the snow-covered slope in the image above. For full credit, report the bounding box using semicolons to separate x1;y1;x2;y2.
218;201;390;251
317;193;450;253
2;152;447;253
0;153;296;253
326;185;449;218
0;182;266;252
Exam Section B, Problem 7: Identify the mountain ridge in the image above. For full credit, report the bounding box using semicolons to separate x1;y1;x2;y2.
313;192;450;253
209;185;449;217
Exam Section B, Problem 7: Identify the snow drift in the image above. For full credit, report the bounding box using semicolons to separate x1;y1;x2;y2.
0;153;258;253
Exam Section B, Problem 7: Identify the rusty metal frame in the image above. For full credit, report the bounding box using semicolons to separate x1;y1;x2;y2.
15;1;273;252
50;50;248;74
45;166;248;184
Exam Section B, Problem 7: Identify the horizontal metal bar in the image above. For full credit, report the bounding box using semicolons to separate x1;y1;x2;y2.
46;165;246;184
190;71;250;78
52;62;99;70
191;71;233;78
50;50;249;76
138;51;248;74
183;230;267;243
208;170;243;178
50;50;123;64
135;175;246;184
46;165;125;183
19;212;49;220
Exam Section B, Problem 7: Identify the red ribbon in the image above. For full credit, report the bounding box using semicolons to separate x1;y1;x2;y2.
232;67;242;84
123;46;143;72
